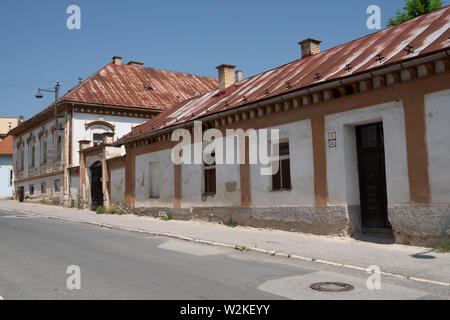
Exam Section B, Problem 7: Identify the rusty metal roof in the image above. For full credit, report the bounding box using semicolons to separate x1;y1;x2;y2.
10;62;218;135
119;6;450;144
62;63;218;110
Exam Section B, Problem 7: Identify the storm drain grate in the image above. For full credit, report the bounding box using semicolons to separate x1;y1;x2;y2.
310;282;354;292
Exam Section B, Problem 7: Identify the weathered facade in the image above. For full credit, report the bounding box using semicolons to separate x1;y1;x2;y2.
109;8;450;246
10;57;217;207
11;8;450;247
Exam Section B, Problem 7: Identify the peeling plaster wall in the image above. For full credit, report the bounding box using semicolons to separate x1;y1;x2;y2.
70;174;80;205
134;149;174;207
110;166;125;205
250;120;315;207
425;89;450;204
15;174;64;205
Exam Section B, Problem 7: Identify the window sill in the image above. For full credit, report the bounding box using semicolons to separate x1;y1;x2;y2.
202;192;216;200
271;188;292;193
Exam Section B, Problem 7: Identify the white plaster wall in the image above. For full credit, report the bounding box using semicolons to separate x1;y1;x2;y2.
71;112;146;167
110;166;125;205
134;149;174;207
425;89;450;204
325;101;410;206
181;136;241;207
250;120;315;207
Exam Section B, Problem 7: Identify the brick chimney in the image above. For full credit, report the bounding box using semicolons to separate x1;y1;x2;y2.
235;70;243;82
298;38;322;58
216;64;236;91
19;115;24;124
112;56;122;65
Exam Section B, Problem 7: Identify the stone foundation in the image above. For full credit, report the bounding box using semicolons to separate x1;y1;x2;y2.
388;204;450;247
131;205;349;236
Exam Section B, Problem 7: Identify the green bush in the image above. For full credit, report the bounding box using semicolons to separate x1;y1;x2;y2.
96;205;106;214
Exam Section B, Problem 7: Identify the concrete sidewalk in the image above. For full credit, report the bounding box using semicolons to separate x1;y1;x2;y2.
1;200;449;286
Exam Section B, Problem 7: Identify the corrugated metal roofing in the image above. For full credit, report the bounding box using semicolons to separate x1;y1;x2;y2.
119;6;450;144
10;62;218;135
62;63;218;110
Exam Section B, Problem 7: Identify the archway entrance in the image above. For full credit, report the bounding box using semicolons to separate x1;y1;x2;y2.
18;186;24;203
90;162;103;210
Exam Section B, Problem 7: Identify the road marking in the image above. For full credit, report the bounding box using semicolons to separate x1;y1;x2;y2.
158;240;224;256
1;206;449;288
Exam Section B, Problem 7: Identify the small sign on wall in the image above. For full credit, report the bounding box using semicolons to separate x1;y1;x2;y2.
328;132;337;148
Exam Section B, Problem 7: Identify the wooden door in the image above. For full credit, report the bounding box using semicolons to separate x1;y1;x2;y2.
356;123;390;229
90;163;103;210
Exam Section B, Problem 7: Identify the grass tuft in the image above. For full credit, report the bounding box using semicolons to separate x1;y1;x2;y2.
435;240;450;253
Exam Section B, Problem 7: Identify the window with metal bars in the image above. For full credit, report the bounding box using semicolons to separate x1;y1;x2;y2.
56;135;62;161
203;152;216;195
271;141;292;191
93;133;104;146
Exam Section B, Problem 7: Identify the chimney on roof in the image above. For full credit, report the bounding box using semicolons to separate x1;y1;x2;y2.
128;61;144;67
112;56;122;65
298;38;322;58
19;115;24;124
235;70;243;82
216;64;236;91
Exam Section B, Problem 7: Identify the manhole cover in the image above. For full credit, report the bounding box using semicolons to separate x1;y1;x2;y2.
310;282;354;292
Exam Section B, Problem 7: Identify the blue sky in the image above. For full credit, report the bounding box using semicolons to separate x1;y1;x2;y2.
0;0;448;119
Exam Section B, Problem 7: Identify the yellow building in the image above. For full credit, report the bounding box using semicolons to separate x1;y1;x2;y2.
0;117;19;139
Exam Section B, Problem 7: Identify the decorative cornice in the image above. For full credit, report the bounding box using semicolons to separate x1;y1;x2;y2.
38;127;48;139
85;120;115;131
26;134;35;145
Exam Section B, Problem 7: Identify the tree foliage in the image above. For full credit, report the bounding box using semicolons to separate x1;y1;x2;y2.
387;0;443;27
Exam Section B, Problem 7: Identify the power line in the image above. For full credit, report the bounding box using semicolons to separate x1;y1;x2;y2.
0;81;56;88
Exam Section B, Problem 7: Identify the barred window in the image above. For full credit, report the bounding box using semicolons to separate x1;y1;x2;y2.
54;179;61;192
93;134;104;146
203;152;216;195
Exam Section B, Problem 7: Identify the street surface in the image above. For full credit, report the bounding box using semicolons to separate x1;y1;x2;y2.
0;208;448;300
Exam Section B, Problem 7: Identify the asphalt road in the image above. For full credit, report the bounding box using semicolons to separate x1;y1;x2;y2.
0;209;448;300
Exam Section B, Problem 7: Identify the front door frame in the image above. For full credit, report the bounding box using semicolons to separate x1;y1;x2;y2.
356;122;391;231
90;161;103;210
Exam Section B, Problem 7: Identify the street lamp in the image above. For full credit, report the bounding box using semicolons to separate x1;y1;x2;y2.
35;81;62;129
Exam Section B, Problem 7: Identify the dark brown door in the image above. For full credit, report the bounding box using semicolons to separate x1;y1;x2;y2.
18;187;24;202
90;162;103;210
356;123;390;229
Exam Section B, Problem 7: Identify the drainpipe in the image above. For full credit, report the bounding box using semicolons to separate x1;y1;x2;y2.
67;107;72;206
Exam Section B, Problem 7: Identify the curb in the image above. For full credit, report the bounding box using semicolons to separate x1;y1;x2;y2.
2;207;450;288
